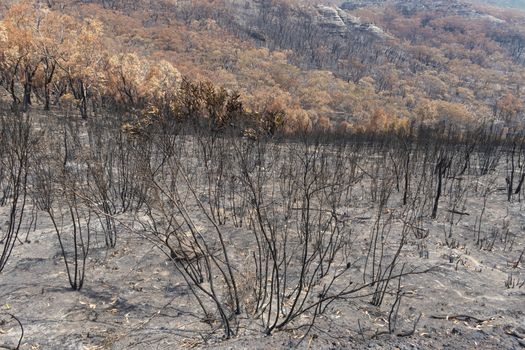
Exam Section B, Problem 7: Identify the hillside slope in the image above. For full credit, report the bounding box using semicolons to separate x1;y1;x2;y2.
0;0;524;132
473;0;525;9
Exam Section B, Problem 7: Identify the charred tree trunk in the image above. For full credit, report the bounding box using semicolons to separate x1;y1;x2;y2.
432;153;450;219
44;62;56;111
506;143;516;202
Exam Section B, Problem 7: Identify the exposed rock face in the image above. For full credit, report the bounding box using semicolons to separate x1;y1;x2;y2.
477;14;505;23
316;4;347;33
478;0;525;9
396;0;506;22
340;1;384;11
340;0;505;24
220;0;391;43
315;4;390;38
396;0;472;16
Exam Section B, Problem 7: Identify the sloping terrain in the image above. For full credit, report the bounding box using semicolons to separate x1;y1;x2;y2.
0;114;524;349
473;0;525;9
2;0;524;131
0;1;524;349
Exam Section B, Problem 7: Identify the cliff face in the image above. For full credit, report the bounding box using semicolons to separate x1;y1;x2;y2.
315;4;348;33
315;4;390;38
341;0;506;22
471;0;525;9
223;1;390;40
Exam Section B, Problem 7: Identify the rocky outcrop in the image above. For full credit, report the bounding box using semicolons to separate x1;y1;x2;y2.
340;1;384;11
315;5;390;38
315;5;347;33
340;0;505;23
